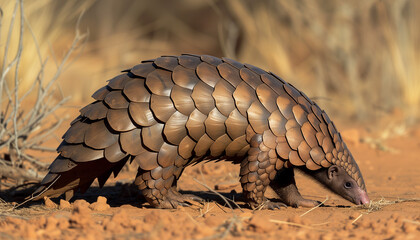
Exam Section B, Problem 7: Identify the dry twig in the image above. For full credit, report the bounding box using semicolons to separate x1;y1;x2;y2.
0;0;87;188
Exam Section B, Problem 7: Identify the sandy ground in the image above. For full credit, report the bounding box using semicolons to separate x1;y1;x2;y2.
1;114;420;239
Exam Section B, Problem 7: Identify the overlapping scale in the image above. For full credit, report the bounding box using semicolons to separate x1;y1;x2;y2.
104;141;128;162
58;144;104;162
108;74;130;90
196;62;222;88
212;79;235;116
141;123;164;152
276;95;294;120
283;84;300;103
289;150;305;166
163;111;188;145
119;128;143;155
91;86;110;100
285;127;304;150
225;135;247;157
178;55;201;69
311;104;323;122
297;141;311;163
217;63;242;87
104;91;129;109
297;96;312;113
268;110;287;137
239;68;263;89
307;113;321;132
244;63;267;75
135;151;159;170
150;95;176;122
130;62;156;78
247;101;270;133
107;109;136;132
201;55;223;66
191;82;215;115
170;85;195;115
225;109;248;139
260;74;286;96
233;81;258;116
158;143;178;167
204;108;227;140
80;101;108;120
48;157;77;173
70;115;82;125
129;102;157;126
210;134;231;157
222;57;244;69
178;136;196;159
306;158;322;170
172;65;200;90
123;79;150;103
275;136;291;159
285;119;299;130
269;72;286;84
322;137;334;154
151;166;163;180
301;122;318;148
309;147;324;165
256;84;278;113
186;109;206;141
84;120;118;149
322;112;331;124
146;69;173;96
292;104;307;126
319;122;329;137
261;130;276;150
41;173;59;185
316;132;325;146
194;134;214;157
328;122;337;137
154;56;178;71
63;121;88;144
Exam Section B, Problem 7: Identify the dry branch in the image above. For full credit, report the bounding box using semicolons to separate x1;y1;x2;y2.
0;0;87;188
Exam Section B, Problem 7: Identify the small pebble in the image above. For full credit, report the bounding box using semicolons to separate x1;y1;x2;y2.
44;197;57;209
59;199;71;210
89;196;110;211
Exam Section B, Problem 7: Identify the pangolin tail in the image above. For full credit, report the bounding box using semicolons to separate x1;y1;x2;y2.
30;156;130;201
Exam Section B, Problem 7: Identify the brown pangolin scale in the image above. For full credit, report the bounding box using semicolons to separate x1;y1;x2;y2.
33;54;367;209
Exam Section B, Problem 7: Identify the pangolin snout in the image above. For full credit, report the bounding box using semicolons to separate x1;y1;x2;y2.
356;189;370;205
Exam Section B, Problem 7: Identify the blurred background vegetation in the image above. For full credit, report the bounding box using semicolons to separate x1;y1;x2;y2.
1;0;419;123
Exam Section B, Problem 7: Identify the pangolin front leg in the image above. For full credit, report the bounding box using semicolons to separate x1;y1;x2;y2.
269;167;320;208
239;134;286;210
134;158;203;209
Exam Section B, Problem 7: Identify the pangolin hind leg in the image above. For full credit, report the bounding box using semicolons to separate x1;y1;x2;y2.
134;159;203;209
239;134;286;209
269;167;320;207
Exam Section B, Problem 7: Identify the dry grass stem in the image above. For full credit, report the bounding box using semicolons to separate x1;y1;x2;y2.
269;219;327;232
193;178;243;212
353;197;420;213
300;197;329;217
0;0;87;188
199;202;215;217
403;219;420;225
351;214;365;224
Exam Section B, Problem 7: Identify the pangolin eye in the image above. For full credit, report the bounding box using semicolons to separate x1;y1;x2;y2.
344;182;353;189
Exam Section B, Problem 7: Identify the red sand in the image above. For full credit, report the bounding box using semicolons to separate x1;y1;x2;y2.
1;123;420;239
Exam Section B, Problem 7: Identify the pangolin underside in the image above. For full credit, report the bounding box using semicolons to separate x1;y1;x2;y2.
32;54;369;209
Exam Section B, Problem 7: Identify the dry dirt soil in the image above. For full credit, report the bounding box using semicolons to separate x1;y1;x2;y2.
1;113;420;239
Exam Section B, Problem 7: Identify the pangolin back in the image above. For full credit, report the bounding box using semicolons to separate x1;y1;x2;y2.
32;54;366;204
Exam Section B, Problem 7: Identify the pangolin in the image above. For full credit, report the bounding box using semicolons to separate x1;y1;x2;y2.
31;54;370;209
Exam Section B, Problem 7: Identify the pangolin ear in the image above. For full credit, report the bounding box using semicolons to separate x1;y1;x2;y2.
327;165;339;180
